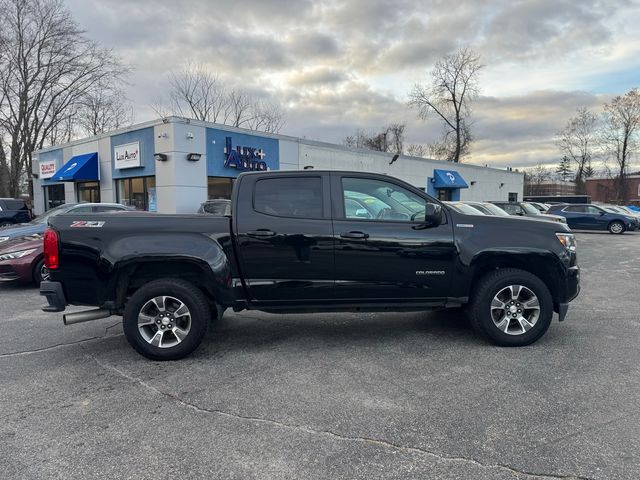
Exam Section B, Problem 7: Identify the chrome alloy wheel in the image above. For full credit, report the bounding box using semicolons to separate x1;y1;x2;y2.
137;296;192;348
490;285;540;336
40;265;50;282
610;222;623;234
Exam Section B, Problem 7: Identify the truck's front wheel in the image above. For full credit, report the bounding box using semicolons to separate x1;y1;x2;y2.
469;268;553;347
123;278;210;360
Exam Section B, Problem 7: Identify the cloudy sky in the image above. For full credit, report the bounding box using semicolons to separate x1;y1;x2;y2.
65;0;640;170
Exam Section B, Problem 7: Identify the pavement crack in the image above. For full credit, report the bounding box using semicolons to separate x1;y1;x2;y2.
89;355;591;480
0;323;123;358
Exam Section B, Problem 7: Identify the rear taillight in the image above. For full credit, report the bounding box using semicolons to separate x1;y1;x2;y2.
43;228;59;270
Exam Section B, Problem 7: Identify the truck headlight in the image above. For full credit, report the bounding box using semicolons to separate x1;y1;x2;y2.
555;233;576;253
0;248;36;261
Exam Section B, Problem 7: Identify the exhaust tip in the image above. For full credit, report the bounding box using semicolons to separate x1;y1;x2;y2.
63;309;111;325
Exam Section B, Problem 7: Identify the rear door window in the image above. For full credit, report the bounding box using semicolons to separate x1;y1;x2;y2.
254;177;323;218
564;206;586;213
4;200;26;210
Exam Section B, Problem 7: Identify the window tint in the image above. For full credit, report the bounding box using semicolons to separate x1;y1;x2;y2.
254;177;323;218
500;204;523;215
70;206;93;213
341;177;428;222
94;205;126;212
4;200;26;210
585;206;602;214
202;201;231;215
564;205;585;213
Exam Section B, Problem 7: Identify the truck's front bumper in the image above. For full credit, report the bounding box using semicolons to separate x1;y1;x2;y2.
40;281;67;312
555;265;580;321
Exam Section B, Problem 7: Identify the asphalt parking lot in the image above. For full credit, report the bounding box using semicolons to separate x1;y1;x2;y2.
1;231;639;480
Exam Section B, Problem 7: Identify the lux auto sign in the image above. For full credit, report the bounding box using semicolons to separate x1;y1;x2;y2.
223;137;268;171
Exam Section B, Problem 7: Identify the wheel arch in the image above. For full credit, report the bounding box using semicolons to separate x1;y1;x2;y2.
469;252;564;305
107;256;234;313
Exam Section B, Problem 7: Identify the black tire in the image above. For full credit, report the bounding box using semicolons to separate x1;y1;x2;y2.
123;278;211;361
32;258;49;285
468;268;553;347
608;221;625;234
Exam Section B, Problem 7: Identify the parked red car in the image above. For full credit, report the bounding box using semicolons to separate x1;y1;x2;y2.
0;235;47;284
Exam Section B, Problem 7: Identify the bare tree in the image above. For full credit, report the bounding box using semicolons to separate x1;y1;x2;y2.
0;0;129;197
343;124;405;154
246;99;286;134
600;88;640;201
77;85;134;136
157;64;286;134
556;107;598;194
523;161;552;195
409;47;483;163
406;143;429;158
167;63;226;123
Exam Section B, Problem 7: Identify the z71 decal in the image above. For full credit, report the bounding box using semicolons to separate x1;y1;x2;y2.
70;220;105;228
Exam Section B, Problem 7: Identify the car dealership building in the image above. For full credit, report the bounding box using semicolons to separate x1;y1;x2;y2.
32;116;523;214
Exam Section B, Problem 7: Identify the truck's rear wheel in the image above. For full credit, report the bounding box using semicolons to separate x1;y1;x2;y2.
123;278;210;360
469;268;553;346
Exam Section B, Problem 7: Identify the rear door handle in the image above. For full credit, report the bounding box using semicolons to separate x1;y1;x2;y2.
340;231;369;239
246;229;276;237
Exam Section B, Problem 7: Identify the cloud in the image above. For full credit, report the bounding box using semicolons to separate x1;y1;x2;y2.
60;0;640;169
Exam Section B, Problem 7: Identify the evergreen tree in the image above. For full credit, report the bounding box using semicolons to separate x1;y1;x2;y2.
556;156;573;182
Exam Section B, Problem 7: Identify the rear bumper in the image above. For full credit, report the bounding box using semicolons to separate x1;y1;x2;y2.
40;281;67;312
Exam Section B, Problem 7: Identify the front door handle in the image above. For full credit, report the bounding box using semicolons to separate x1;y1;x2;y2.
247;229;276;237
340;231;369;239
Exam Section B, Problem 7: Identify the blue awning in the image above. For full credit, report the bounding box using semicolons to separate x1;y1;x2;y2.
432;169;468;189
52;152;99;182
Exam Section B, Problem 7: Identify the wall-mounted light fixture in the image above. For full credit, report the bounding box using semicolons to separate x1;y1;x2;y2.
154;153;168;162
499;182;505;188
186;132;194;139
470;181;476;186
303;165;314;170
187;153;202;162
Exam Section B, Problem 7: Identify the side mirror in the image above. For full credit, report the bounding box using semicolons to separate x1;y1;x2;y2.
424;203;443;226
599;211;606;216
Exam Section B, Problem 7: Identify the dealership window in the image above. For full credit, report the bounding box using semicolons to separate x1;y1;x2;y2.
116;176;156;211
437;189;452;201
77;181;100;203
43;184;65;211
208;177;234;199
508;192;518;202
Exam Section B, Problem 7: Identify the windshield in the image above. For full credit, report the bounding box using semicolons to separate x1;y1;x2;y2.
521;202;541;215
31;204;75;224
479;203;510;216
445;202;485;215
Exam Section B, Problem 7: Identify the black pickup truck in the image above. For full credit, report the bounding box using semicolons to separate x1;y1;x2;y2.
40;171;580;360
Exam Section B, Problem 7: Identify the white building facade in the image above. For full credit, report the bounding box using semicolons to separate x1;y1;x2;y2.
33;117;523;214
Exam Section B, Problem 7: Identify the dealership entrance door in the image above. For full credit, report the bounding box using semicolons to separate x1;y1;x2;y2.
77;181;100;203
43;184;65;211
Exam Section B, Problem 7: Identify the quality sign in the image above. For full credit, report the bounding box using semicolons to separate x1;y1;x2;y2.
39;160;57;179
